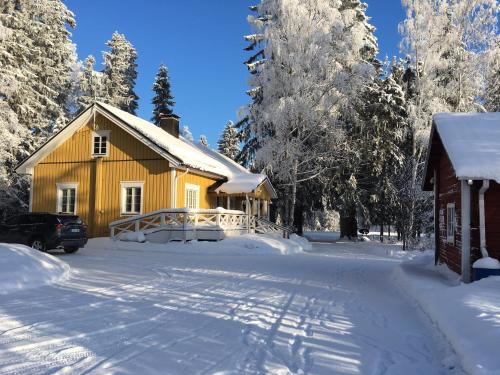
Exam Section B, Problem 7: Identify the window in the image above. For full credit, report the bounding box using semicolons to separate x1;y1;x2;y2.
121;182;144;215
57;183;77;214
185;184;200;209
92;130;110;156
447;203;455;244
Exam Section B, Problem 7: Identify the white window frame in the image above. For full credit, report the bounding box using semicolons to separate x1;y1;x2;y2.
91;130;110;157
446;203;456;244
185;183;200;209
120;181;144;215
56;182;78;214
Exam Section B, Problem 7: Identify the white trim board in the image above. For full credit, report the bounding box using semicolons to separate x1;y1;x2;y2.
56;182;78;214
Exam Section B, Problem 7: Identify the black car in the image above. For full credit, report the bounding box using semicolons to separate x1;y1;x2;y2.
0;213;88;253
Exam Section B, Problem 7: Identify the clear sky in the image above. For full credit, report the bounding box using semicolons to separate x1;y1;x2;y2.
65;0;406;145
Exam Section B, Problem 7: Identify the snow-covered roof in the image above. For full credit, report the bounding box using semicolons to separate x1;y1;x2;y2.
431;112;500;182
98;102;274;196
16;102;274;197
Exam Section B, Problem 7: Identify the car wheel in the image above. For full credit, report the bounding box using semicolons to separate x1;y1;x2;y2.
64;247;79;254
31;239;46;252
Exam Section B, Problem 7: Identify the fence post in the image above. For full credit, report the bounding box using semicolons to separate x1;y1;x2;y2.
160;213;166;226
135;220;140;232
111;226;115;238
183;212;188;243
216;212;221;228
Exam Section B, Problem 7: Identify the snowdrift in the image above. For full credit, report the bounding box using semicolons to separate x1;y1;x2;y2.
90;233;310;255
0;243;69;294
395;251;500;375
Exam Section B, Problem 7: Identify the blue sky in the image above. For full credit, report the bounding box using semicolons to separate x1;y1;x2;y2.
65;0;406;145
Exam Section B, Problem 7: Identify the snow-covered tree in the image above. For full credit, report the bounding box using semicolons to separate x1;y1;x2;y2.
244;0;378;228
102;32;139;114
0;0;76;215
217;121;240;160
0;0;77;147
199;135;209;147
181;125;193;142
485;43;500;111
77;55;104;112
399;0;499;241
151;63;175;126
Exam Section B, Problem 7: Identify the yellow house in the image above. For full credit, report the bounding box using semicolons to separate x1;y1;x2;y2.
15;102;277;238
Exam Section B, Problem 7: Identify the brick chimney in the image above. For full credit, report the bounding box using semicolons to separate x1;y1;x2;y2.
159;114;180;138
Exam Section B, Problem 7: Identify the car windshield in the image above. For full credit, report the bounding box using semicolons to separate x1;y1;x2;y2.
56;215;82;225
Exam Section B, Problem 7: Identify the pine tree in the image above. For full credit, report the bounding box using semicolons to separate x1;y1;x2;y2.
102;32;139;114
0;0;76;215
199;135;209;147
77;55;104;112
0;0;77;148
217;121;240;160
151;64;175;126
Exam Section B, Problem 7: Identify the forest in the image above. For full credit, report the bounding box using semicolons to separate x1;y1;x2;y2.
1;0;499;248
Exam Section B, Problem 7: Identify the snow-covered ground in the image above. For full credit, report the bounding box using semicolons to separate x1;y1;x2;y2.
0;238;466;374
0;243;69;295
396;252;500;375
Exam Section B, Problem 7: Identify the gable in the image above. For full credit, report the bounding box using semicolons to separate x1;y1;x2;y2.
40;113;167;164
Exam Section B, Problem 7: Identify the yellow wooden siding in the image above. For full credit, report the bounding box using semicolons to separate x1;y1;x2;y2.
254;184;272;201
32;114;173;237
176;171;218;209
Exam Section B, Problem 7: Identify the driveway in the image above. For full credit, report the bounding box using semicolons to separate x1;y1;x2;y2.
0;240;462;374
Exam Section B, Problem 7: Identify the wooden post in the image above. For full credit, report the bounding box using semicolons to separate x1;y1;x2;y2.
183;211;188;243
246;194;250;233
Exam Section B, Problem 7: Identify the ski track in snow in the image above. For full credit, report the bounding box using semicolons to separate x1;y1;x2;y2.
0;241;464;375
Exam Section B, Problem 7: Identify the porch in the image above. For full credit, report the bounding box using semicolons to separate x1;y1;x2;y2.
109;207;289;243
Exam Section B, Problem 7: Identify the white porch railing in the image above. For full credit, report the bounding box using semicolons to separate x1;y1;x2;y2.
109;208;250;241
254;217;291;239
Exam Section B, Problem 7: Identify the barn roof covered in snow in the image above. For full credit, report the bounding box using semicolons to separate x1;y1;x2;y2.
423;112;500;190
16;102;276;197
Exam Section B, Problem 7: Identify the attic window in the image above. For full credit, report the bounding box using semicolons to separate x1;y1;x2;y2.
92;130;110;157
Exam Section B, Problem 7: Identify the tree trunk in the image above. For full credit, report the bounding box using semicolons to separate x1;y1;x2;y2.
340;207;357;239
294;203;304;235
380;222;384;243
287;159;299;229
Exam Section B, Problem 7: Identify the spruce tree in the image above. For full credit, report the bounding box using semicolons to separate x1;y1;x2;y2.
102;32;139;114
0;0;77;148
77;55;104;112
217;121;240;160
151;64;175;125
0;0;76;215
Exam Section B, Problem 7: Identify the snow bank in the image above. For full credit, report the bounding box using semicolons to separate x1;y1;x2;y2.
303;231;340;242
90;233;309;256
395;251;500;375
119;231;146;243
473;257;500;269
0;243;69;294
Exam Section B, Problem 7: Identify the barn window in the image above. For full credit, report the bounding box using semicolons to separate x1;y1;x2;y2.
120;182;144;215
92;130;110;157
56;183;77;214
185;184;200;209
446;203;455;244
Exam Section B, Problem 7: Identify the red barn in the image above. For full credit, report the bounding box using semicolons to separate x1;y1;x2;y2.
423;113;500;282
